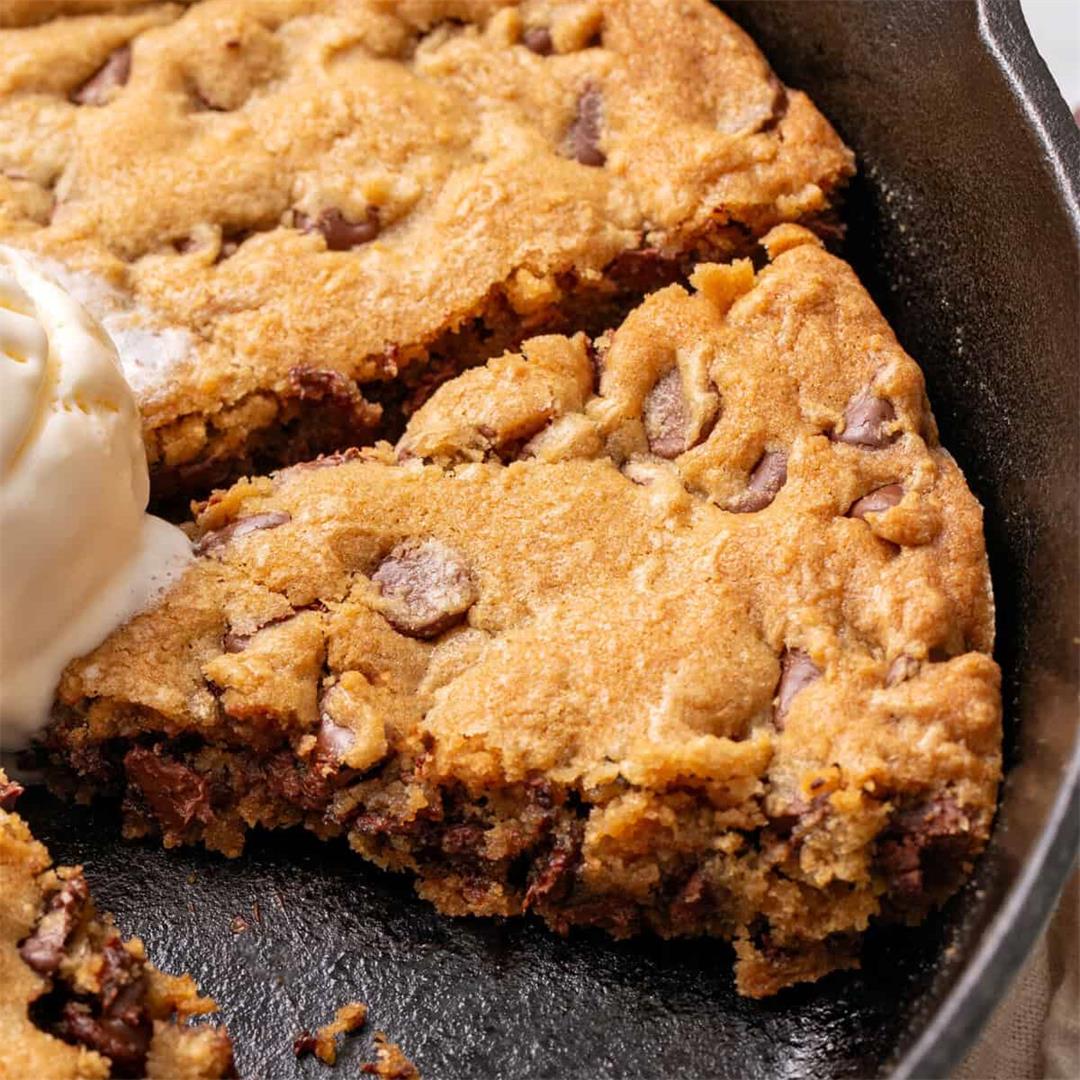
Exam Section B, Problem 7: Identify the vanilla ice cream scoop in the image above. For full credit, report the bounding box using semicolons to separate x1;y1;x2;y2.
0;246;191;748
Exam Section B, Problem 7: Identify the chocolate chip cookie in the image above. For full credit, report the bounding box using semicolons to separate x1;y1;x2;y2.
0;0;853;505
0;772;234;1078
41;228;1000;997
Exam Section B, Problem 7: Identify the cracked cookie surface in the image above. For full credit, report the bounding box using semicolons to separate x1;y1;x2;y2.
42;228;1000;997
0;772;234;1079
0;0;852;502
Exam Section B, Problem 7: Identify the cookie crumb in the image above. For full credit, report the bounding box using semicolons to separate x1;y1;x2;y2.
294;1001;369;1065
361;1032;420;1079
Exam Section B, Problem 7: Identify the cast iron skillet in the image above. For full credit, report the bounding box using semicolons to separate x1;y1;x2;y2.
20;2;1079;1076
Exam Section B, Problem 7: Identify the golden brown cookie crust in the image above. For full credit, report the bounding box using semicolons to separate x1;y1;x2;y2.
0;0;853;501
45;232;1000;997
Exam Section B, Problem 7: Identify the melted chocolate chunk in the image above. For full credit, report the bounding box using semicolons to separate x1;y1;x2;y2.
832;389;899;448
299;207;380;251
286;447;364;472
773;649;822;729
667;868;716;932
605;248;684;293
56;987;152;1078
265;750;335;812
289;364;363;407
123;747;213;836
372;538;477;638
524;819;584;910
19;872;90;975
79;934;155;1075
848;483;904;519
71;45;131;106
195;511;291;556
523;26;554;55
565;84;606;166
876;796;973;902
772;792;830;840
733;450;788;513
643;368;692;459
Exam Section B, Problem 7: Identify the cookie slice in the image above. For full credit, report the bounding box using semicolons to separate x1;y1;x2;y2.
0;772;234;1079
40;228;999;998
0;0;853;504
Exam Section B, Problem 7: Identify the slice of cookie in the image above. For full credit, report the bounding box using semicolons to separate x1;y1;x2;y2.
0;772;234;1079
40;228;1000;997
0;0;853;504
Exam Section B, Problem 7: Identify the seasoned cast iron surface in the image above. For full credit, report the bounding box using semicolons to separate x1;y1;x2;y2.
22;786;952;1079
18;2;1079;1077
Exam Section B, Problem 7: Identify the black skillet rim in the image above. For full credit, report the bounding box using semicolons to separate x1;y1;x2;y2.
892;2;1080;1076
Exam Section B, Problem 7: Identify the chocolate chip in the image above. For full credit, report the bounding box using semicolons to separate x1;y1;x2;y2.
768;794;829;847
372;538;477;639
289;365;361;405
524;819;584;910
758;82;790;134
0;777;24;811
286;448;363;472
886;654;920;686
584;339;604;392
848;483;904;519
523;26;554;55
832;389;899;448
565;84;606;166
643;368;693;459
298;207;380;251
98;935;143;1010
732;450;788;512
70;45;131;106
285;366;381;444
773;649;822;729
123;747;213;836
195;511;291;555
19;872;89;975
316;715;355;761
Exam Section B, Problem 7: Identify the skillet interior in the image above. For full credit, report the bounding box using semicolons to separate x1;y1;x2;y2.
20;1;1080;1076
